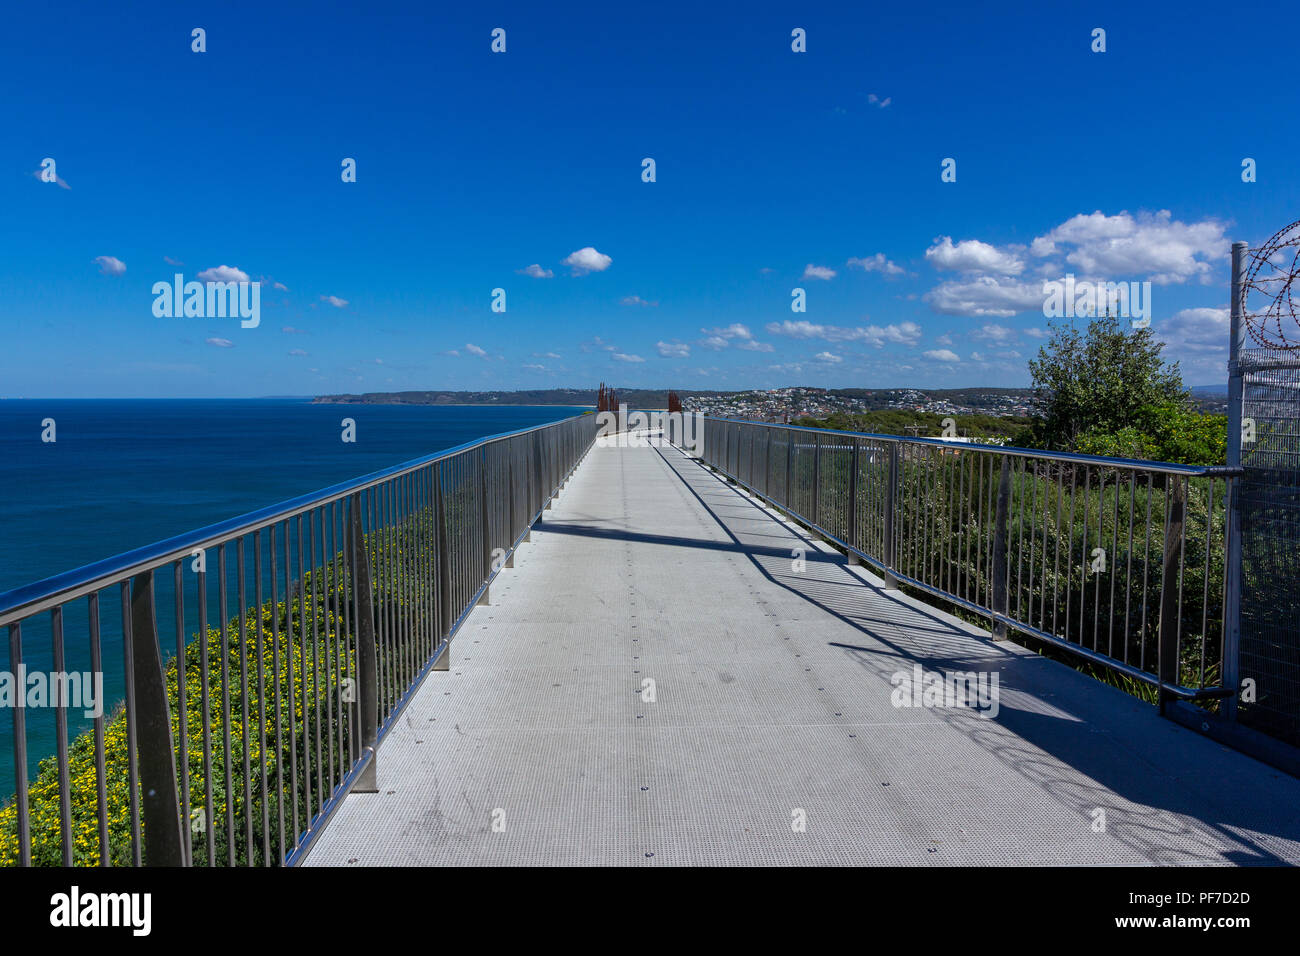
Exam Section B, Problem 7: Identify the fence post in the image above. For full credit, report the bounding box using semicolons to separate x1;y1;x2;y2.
1157;477;1187;715
349;493;379;792
883;443;899;588
128;570;186;866
847;439;861;564
991;456;1012;640
1222;239;1249;720
433;466;454;671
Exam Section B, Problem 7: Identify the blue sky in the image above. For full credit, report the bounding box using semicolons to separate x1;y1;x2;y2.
3;0;1295;397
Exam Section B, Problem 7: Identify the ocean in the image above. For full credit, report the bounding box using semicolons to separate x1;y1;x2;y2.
0;399;587;793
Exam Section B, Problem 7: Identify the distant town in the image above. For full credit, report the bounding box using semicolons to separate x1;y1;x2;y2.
680;386;1039;422
314;383;1230;421
314;385;1040;419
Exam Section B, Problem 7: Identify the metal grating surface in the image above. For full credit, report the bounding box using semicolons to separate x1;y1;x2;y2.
305;442;1300;866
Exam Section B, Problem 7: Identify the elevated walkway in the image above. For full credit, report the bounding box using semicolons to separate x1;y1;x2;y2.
306;442;1300;865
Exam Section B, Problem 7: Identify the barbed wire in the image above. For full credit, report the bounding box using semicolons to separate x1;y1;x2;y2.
1245;219;1300;350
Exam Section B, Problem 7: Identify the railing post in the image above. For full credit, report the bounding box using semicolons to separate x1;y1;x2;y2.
507;456;519;561
546;433;556;509
349;493;379;792
847;439;861;564
1157;477;1186;715
991;456;1012;640
434;466;453;671
533;435;544;520
129;569;186;865
811;434;822;529
479;450;492;604
1222;239;1249;721
764;429;772;501
785;430;793;505
883;442;899;588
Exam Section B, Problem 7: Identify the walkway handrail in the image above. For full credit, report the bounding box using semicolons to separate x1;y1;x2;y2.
1;412;597;867
704;415;1242;477
689;416;1241;710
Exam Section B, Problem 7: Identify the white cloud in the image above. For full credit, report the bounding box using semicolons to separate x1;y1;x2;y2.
206;337;234;348
522;363;546;370
320;294;348;308
847;253;906;277
273;281;289;291
282;326;306;334
517;264;554;278
802;264;837;280
867;93;891;108
1160;306;1229;353
924;349;960;362
764;319;922;347
197;265;251;283
94;255;126;276
1031;210;1227;285
814;351;843;363
925;237;1025;275
971;323;1017;343
289;348;308;356
563;246;612;275
536;351;561;359
923;276;1044;317
657;341;690;358
163;256;184;266
612;352;644;363
698;323;773;351
465;343;488;357
621;295;657;307
702;323;753;340
936;333;954;346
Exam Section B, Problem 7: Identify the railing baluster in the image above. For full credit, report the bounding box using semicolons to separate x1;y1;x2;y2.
351;492;379;794
89;594;110;866
1158;477;1187;713
883;442;899;588
991;456;1012;640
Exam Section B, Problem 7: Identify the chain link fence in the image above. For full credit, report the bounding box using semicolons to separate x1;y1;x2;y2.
1237;350;1300;744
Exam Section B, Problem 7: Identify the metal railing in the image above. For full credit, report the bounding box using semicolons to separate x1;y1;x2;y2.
0;413;596;866
690;417;1242;708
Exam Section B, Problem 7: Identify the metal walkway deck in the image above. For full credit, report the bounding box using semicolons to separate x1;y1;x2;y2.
306;442;1300;866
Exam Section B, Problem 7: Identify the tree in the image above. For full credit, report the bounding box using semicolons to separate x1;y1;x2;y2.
1027;314;1189;451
